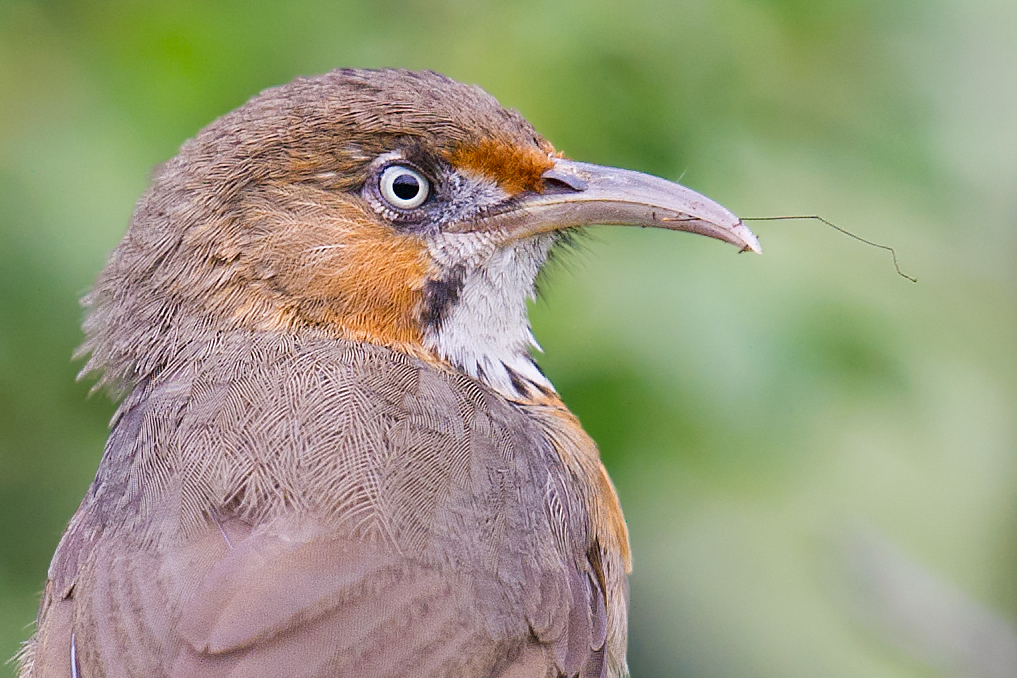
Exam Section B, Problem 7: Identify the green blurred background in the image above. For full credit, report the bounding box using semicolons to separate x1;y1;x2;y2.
1;0;1015;675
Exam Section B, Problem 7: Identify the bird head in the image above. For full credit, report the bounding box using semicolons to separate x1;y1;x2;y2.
81;69;760;401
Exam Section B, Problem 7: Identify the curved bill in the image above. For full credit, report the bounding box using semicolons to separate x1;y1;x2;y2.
450;158;761;254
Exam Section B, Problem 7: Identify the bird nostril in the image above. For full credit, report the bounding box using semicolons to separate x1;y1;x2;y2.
541;166;588;192
541;177;579;194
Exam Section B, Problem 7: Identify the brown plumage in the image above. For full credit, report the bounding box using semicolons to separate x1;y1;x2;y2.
20;69;759;678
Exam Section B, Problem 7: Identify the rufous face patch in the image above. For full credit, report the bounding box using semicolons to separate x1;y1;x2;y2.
447;139;554;195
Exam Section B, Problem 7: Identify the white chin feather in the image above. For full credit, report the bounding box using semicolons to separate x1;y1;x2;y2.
424;234;556;399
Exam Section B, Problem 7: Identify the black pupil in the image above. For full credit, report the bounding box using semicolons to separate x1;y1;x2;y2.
392;173;420;201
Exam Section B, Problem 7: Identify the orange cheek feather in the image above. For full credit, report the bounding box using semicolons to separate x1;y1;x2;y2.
238;190;435;348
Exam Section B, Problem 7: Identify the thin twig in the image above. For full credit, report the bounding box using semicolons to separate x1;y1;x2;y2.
742;215;917;283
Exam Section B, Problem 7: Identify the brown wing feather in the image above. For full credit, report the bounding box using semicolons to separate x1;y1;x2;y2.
168;521;514;677
26;337;616;678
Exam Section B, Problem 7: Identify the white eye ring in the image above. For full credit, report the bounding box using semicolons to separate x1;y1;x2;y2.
379;165;429;210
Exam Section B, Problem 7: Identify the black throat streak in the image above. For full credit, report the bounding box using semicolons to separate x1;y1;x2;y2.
421;264;466;331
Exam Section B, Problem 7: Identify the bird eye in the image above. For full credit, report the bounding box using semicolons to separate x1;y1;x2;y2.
379;165;429;210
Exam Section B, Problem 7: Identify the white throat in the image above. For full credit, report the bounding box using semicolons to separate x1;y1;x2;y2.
424;235;556;400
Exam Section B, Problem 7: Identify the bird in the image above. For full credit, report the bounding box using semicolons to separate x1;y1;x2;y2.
19;68;760;678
